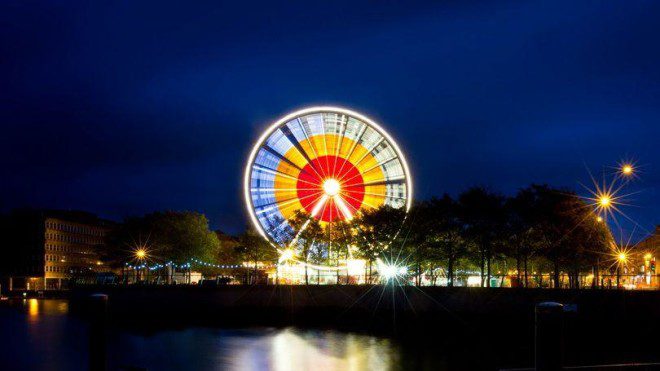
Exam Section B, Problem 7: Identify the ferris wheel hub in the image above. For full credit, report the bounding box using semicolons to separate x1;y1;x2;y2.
322;178;341;197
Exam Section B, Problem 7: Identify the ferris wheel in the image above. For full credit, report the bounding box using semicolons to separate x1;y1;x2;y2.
244;106;412;267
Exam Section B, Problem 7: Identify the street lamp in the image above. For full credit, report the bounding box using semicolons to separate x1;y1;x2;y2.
135;249;147;260
599;195;611;207
133;248;148;283
616;252;627;289
617;252;627;262
621;164;634;176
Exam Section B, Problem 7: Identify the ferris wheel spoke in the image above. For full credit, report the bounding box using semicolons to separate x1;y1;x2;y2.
279;126;325;182
255;195;302;214
341;156;400;185
252;164;299;181
256;189;325;217
287;194;329;247
297;119;331;180
334;195;355;220
338;137;385;183
320;118;332;179
334;123;367;182
361;178;407;187
262;144;315;178
348;189;407;200
340;191;381;210
331;115;347;179
251;187;324;192
311;194;329;218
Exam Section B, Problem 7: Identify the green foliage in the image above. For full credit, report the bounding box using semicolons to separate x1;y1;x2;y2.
105;183;611;287
107;211;220;265
236;226;278;265
353;205;407;263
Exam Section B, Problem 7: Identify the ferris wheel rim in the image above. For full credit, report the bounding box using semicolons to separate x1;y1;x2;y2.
243;105;413;244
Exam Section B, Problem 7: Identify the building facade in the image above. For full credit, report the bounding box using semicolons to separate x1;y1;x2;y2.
635;225;659;288
1;210;113;290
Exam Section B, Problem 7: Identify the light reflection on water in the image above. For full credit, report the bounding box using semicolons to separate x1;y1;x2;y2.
26;298;69;321
1;299;404;371
111;327;400;370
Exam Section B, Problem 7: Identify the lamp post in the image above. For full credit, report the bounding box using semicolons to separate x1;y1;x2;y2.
135;249;147;282
616;252;626;289
621;164;634;177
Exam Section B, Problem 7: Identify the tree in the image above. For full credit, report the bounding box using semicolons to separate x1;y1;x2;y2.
330;219;358;284
420;195;467;287
507;186;546;287
353;205;407;283
285;210;323;284
236;226;278;284
215;231;242;266
107;211;220;265
458;187;506;287
512;185;610;288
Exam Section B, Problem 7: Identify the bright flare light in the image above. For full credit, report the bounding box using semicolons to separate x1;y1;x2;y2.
599;195;611;207
582;175;634;224
322;178;341;196
279;248;295;263
377;259;407;281
135;249;147;260
346;259;366;276
614;159;641;181
617;252;627;262
621;164;633;175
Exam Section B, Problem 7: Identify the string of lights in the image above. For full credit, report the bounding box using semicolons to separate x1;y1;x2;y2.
124;258;276;271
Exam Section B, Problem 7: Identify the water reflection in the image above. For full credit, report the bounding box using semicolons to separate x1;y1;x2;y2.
2;299;403;371
1;299;84;371
112;327;400;371
238;328;397;371
23;298;69;320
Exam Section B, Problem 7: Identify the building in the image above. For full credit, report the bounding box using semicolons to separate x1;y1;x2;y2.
0;210;114;290
634;225;659;288
636;225;660;254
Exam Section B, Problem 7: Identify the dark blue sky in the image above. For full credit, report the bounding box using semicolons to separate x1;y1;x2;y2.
1;1;658;238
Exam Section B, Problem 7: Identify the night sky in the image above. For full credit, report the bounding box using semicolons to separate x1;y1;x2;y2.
1;1;658;238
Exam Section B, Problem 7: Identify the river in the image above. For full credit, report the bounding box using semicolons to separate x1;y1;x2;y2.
0;299;438;371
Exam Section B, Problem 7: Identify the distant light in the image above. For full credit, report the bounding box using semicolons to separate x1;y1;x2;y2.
644;253;652;260
617;252;627;262
621;164;633;175
466;276;481;287
596;216;603;223
136;249;147;259
380;264;397;279
347;259;366;276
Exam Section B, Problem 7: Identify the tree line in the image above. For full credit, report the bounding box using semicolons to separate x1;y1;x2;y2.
107;184;611;288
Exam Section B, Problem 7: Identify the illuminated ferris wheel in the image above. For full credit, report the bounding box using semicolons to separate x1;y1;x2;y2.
244;107;412;267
